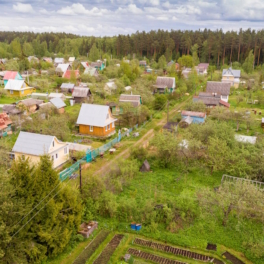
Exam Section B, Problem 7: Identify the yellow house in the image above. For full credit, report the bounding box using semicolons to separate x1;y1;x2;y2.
4;80;36;97
12;131;69;168
222;68;241;88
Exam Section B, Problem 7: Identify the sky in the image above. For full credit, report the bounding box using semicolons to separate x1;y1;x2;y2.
0;0;264;36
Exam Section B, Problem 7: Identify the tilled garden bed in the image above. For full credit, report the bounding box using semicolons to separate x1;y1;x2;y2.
73;230;110;264
222;252;245;264
128;248;187;264
133;238;224;263
93;234;124;264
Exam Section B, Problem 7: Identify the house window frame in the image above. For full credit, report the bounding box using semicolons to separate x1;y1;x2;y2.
108;124;110;130
90;125;93;132
64;147;68;155
112;122;115;128
10;90;13;94
53;141;55;147
221;95;228;100
21;90;24;95
56;153;58;159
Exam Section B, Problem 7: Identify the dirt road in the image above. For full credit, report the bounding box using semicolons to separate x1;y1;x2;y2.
94;97;192;176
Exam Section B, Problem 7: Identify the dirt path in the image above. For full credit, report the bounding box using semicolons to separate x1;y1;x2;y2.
94;97;192;176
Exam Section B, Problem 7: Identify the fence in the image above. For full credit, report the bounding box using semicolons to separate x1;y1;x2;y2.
59;123;141;181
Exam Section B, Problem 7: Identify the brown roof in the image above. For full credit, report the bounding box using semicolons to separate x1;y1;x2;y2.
196;96;230;108
155;77;175;89
20;98;44;107
119;94;141;107
198;63;209;70
0;113;12;130
219;100;230;108
72;87;90;98
206;82;231;96
181;110;206;118
3;104;21;115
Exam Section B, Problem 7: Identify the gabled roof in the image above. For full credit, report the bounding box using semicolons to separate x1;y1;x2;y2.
50;98;66;109
12;131;57;156
72;87;90;98
3;104;21;115
105;81;117;89
181;110;206;118
56;63;70;74
20;98;44;107
119;94;141;107
84;67;98;76
81;62;89;69
222;68;241;78
4;80;29;91
198;63;209;70
181;116;193;125
155;77;175;89
69;57;75;62
63;70;79;79
0;113;12;130
3;71;19;80
60;83;75;89
206;81;231;96
76;104;117;127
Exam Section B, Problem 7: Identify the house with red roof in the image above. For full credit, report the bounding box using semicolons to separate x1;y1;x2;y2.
63;70;80;79
3;71;23;86
0;113;12;137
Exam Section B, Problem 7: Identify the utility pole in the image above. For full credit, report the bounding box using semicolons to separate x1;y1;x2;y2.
79;163;82;193
167;101;170;124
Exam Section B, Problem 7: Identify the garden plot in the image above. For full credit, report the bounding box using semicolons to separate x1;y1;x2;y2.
128;248;187;264
93;234;124;264
73;230;110;264
134;238;224;263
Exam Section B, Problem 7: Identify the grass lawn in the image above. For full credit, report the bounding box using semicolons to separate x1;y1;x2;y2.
0;96;18;104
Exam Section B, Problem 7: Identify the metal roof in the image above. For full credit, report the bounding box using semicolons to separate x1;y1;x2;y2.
50;98;66;109
61;83;75;89
84;67;98;76
235;135;257;144
56;63;70;74
3;71;19;80
49;93;65;99
222;68;241;78
156;77;176;89
206;81;231;96
54;58;64;64
76;103;117;127
4;80;28;91
12;131;55;156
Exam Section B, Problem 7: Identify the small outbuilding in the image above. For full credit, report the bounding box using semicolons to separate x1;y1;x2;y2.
18;98;44;114
72;87;91;103
181;110;206;124
50;98;66;114
49;93;66;101
60;83;75;93
78;221;98;238
140;160;150;172
31;93;49;100
179;116;193;128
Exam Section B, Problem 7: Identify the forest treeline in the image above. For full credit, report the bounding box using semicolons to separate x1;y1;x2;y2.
1;28;264;66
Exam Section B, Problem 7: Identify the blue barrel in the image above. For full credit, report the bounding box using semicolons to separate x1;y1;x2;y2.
136;224;142;231
130;223;136;230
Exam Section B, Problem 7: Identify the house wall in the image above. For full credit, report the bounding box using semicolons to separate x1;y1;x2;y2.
58;108;65;114
79;123;115;137
220;95;229;103
7;88;35;97
14;138;69;168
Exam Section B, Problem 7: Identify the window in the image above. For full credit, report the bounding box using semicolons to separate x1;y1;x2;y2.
105;126;107;131
112;122;115;128
10;90;13;94
52;141;55;147
64;147;68;155
108;124;110;130
222;95;227;100
227;77;229;80
52;155;54;161
21;90;24;95
90;126;93;132
56;153;58;159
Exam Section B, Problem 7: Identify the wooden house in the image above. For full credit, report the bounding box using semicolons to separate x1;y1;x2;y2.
72;87;91;103
196;63;209;75
0;113;12;137
194;93;230;108
50;98;66;114
206;82;231;102
43;57;53;63
12;131;69;168
76;104;117;138
3;104;22;115
119;94;142;107
139;60;147;67
140;160;150;172
4;80;35;97
54;58;64;66
63;70;80;79
68;57;75;63
90;61;105;71
181;111;206;124
60;83;75;93
154;77;176;93
3;71;23;86
18;98;44;114
222;68;241;88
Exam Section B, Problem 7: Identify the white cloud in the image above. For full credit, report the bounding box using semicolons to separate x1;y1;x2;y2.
117;4;143;14
138;0;159;6
57;3;108;16
13;3;34;13
157;16;168;21
39;9;49;14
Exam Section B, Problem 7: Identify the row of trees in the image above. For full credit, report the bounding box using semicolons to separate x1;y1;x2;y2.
1;28;264;66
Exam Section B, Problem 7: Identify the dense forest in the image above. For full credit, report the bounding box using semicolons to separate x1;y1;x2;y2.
1;29;264;66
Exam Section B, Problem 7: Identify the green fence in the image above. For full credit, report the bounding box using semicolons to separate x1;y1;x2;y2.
59;122;145;181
